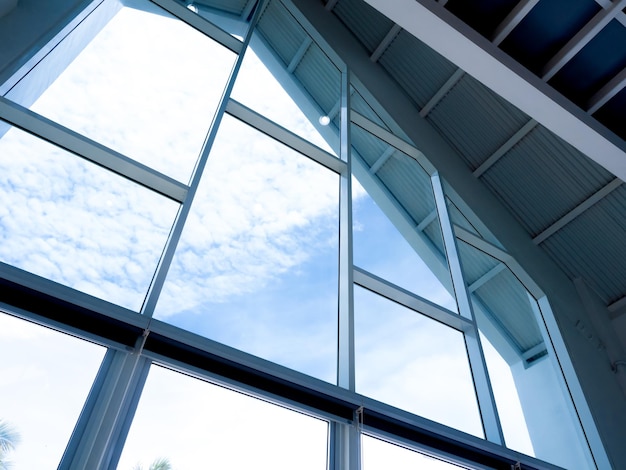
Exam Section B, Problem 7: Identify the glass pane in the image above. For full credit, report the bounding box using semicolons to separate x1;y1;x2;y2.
0;312;105;469
362;435;472;470
12;1;236;183
0;124;178;311
118;365;328;469
355;287;483;437
231;0;340;155
350;87;390;130
456;239;595;469
351;124;457;312
155;116;339;383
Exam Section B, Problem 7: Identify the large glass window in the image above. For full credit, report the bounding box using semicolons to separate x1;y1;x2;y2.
351;124;457;312
9;0;236;183
354;286;483;437
118;364;329;469
0;123;178;311
155;115;339;382
0;312;105;469
456;239;595;469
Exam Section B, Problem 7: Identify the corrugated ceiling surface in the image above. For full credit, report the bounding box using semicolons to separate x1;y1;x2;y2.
293;44;340;116
376;151;436;223
378;31;457;109
257;0;307;67
427;74;529;170
458;241;543;352
541;184;626;304
480;126;614;236
351;124;389;168
332;0;393;54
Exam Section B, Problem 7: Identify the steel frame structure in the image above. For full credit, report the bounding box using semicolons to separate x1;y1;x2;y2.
0;0;610;468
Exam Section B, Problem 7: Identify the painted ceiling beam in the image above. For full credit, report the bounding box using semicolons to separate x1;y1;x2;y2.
542;0;626;81
588;67;626;114
492;0;540;46
419;68;464;117
370;24;401;63
359;0;626;182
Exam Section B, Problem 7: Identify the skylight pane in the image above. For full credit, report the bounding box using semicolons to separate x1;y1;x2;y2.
0;123;178;311
14;1;236;183
154;115;339;383
355;286;483;437
118;365;329;469
0;312;105;469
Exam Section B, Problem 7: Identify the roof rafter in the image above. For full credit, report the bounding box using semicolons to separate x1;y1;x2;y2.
587;67;626;114
542;0;626;81
370;24;401;63
473;119;537;178
419;68;464;117
533;178;623;245
492;0;540;46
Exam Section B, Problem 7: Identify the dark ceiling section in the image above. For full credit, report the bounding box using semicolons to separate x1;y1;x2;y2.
498;0;600;74
445;0;519;37
549;19;626;108
594;86;626;141
440;0;626;147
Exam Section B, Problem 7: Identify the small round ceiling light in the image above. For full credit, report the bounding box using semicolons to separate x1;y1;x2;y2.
318;115;330;126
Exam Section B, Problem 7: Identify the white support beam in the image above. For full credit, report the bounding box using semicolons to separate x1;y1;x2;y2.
533;178;623;245
368;145;395;174
468;264;506;293
473;119;537;178
416;210;437;232
359;0;626;182
542;0;626;81
594;0;626;26
521;341;547;362
419;68;464;118
587;67;626;114
492;0;541;46
288;37;312;73
370;24;401;63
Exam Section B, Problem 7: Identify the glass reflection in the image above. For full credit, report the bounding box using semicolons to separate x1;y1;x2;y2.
362;435;472;470
0;312;105;469
10;0;236;183
232;0;340;155
155;116;339;383
456;239;595;469
0;124;178;311
351;124;457;312
118;365;329;469
355;287;483;437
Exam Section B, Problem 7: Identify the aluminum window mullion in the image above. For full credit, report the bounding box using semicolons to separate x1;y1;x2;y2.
139;0;267;318
353;266;473;333
225;98;346;174
431;172;504;446
0;97;188;203
149;0;243;54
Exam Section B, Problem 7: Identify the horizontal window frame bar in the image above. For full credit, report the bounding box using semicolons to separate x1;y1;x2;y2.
149;0;244;54
353;266;470;332
0;97;189;203
226;98;347;174
0;260;563;470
